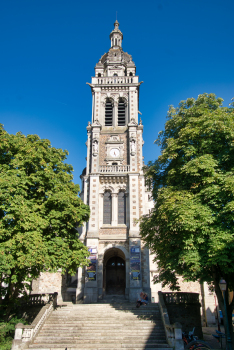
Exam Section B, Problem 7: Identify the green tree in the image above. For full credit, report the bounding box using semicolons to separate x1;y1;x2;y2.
0;125;90;318
140;94;234;346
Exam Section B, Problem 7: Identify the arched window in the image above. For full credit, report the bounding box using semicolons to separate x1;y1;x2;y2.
118;99;126;126
103;191;112;224
105;99;113;126
98;73;101;77
129;72;133;76
115;38;117;46
118;191;126;224
113;73;118;76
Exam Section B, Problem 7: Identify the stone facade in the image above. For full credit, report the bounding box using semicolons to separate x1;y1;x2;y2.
32;21;217;326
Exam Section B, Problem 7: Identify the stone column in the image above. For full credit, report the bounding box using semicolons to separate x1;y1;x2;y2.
114;101;118;127
111;193;118;226
128;238;142;302
76;267;83;301
99;193;104;228
84;238;99;303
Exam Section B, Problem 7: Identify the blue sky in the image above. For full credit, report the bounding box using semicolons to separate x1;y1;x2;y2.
1;0;233;188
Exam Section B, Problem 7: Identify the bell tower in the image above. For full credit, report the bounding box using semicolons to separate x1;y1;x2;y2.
79;21;153;303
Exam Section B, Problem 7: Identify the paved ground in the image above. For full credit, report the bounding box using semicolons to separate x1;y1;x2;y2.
202;326;227;349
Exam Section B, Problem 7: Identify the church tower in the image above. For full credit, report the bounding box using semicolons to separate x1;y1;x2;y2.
79;21;154;303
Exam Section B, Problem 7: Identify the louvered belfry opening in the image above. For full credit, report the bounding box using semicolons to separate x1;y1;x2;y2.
118;99;126;126
118;191;126;224
103;191;112;224
105;100;113;126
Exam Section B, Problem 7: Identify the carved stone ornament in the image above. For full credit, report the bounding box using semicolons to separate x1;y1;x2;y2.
100;176;128;185
93;119;101;126
129;118;138;126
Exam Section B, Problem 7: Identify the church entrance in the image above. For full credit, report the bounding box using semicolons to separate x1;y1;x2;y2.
103;248;126;295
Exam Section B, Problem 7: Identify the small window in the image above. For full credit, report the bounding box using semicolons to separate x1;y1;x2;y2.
129;72;133;76
113;73;118;76
118;99;126;126
105;99;113;126
118;191;126;224
115;38;117;46
107;257;125;267
98;73;101;77
103;192;112;224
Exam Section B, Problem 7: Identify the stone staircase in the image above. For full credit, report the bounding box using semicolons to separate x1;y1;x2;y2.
29;300;172;350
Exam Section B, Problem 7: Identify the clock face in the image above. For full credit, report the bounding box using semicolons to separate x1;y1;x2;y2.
110;148;120;158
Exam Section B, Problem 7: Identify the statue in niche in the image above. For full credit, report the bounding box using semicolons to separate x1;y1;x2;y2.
130;139;136;155
93;140;98;155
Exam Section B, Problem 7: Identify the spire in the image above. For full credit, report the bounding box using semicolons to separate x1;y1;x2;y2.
114;20;119;30
109;20;123;48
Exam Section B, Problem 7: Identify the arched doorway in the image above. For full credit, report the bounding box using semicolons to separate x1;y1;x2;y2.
103;248;126;295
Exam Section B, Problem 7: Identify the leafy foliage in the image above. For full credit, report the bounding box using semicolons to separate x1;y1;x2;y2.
140;94;234;342
0;317;26;350
0;125;90;314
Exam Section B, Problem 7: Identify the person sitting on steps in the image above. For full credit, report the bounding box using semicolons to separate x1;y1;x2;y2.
136;292;148;308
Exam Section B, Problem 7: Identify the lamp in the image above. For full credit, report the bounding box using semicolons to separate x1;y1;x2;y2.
219;278;232;350
219;278;227;292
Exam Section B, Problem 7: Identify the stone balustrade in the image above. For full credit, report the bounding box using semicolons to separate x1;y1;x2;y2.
99;165;131;173
20;292;56;306
12;292;58;350
158;291;184;350
163;292;200;304
92;76;138;85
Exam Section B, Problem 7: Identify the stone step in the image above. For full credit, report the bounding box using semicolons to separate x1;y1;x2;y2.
30;344;171;349
36;334;165;343
41;327;165;332
57;304;159;309
58;304;159;307
42;324;162;329
30;347;172;350
50;314;160;318
45;321;160;326
34;339;168;344
54;308;160;313
52;304;159;312
42;327;165;333
51;312;160;318
30;302;168;350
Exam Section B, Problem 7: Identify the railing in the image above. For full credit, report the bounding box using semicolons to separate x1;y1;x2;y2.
99;165;131;173
12;292;58;350
20;293;56;306
92;76;139;85
163;292;199;304
158;291;184;350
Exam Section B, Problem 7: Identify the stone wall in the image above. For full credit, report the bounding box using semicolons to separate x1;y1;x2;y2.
32;271;63;303
162;277;201;294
